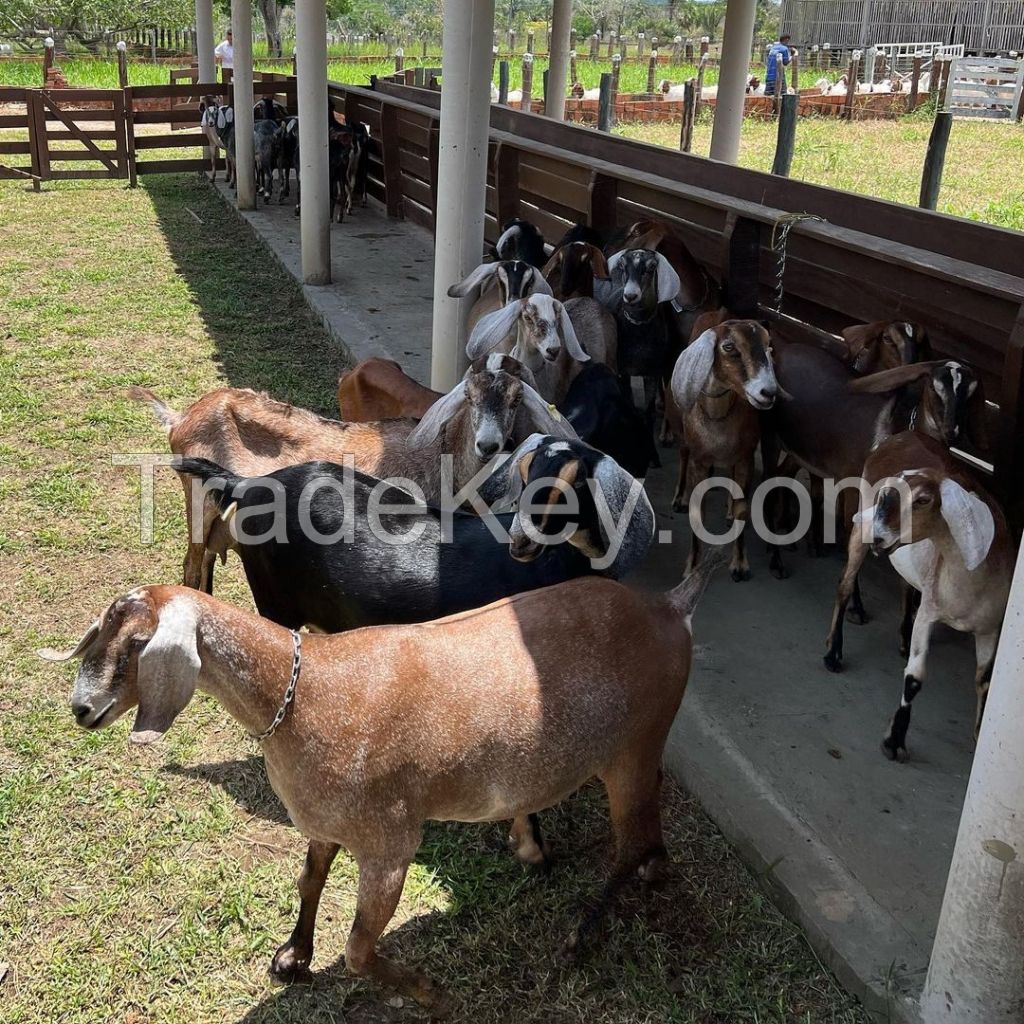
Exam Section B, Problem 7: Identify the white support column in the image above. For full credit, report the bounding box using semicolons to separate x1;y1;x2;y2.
295;0;330;285
195;0;215;84
708;0;757;164
231;0;255;210
429;0;496;391
546;0;573;120
920;542;1024;1022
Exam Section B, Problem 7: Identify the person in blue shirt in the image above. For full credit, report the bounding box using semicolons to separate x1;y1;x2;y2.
765;34;793;92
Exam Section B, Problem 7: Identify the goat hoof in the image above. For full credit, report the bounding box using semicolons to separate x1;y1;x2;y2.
269;945;313;985
881;738;906;762
769;561;790;580
823;651;843;673
730;568;752;583
846;607;869;626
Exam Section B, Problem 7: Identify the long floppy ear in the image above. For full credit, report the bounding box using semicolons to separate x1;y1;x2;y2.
589;453;656;574
448;262;500;298
216;107;226;130
966;377;990;452
37;620;101;662
654;252;682;304
541;247;564;282
524;266;553;296
520;382;581;441
466;300;523;360
939;478;995;572
476;432;549;509
848;361;946;394
130;598;201;744
587;245;611;280
841;323;881;373
406;380;468;449
224;107;234;124
556;301;591;363
670;329;717;415
605;249;625;280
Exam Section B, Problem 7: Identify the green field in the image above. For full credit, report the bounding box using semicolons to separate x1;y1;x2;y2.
0;172;874;1023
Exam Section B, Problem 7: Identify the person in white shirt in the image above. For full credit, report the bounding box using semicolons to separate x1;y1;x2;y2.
214;30;233;70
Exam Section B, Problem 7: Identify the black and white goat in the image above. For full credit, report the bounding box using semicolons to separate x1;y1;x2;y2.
198;97;236;189
494;218;547;268
276;116;299;206
253;98;280;203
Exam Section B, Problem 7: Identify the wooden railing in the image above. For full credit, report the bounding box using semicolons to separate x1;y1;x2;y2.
331;78;1024;518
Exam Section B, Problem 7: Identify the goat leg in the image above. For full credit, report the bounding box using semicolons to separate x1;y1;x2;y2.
882;609;933;761
508;812;551;870
729;457;753;582
972;632;998;741
270;840;340;984
345;854;450;1015
824;526;869;672
898;584;920;657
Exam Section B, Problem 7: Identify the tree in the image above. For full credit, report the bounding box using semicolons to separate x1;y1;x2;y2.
6;0;193;49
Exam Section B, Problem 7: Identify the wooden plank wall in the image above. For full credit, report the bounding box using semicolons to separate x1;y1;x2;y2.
331;80;1024;517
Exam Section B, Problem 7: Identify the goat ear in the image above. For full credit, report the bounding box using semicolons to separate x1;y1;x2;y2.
588;246;611;280
939;478;995;572
520;382;580;441
841;324;880;373
541;248;564;281
848;361;943;394
225;107;234;124
527;266;553;296
216;107;226;129
406;380;468;449
966;378;991;453
606;250;624;279
130;598;201;745
556;302;591;363
37;619;101;662
466;300;523;360
476;432;548;510
670;329;717;415
448;263;499;299
654;252;682;305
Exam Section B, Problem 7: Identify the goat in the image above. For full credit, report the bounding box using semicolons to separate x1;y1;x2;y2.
822;431;1013;760
766;347;989;586
44;556;720;1011
275;115;299;206
337;357;441;422
198;97;236;189
669;320;782;581
494;218;546;268
253;97;288;122
253;98;280;203
327;126;352;224
129;368;574;591
542;242;611;300
839;320;931;375
448;259;553;340
467;294;613;404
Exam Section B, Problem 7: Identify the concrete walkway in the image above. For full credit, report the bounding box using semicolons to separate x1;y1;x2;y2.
219;188;980;1023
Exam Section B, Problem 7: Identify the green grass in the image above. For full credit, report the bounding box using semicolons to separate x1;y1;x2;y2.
0;174;872;1022
617;108;1024;231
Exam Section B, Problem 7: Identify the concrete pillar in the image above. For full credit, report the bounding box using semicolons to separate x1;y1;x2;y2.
709;0;757;163
546;0;573;120
195;0;215;82
231;0;255;210
920;542;1024;1022
429;0;496;390
295;0;331;285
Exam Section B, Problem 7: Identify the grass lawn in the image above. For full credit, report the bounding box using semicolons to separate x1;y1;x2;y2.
0;174;873;1023
618;110;1024;231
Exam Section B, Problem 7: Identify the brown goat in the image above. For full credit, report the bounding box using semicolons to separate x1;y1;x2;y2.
668;319;782;581
46;557;722;1011
542;242;611;300
840;320;931;376
337;358;441;422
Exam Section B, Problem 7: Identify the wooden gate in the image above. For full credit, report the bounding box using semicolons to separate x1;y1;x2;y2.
27;88;130;181
946;56;1024;120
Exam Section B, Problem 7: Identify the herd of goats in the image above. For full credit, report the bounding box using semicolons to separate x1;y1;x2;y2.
37;130;1015;1010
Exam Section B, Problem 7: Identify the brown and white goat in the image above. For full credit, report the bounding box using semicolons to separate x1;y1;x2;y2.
467;294;616;403
337;357;441;422
542;242;611;300
840;320;931;376
822;432;1013;761
130;365;575;590
668;319;782;581
42;557;721;1012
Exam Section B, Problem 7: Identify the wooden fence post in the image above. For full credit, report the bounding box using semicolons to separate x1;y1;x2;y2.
908;54;924;111
498;60;509;104
790;48;799;92
772;92;798;174
508;29;516;52
379;104;404;218
570;50;578;88
610;53;621;124
695;54;708;117
918;110;952;210
722;214;762;317
43;38;54;86
939;57;954;108
527;30;535;54
494;142;520;225
521;53;534;111
607;32;616;59
542;68;549;112
590;33;599;59
679;78;696;151
685;41;694;62
570;29;576;51
773;53;784;115
637;32;646;57
844;53;859;120
811;44;820;70
117;41;128;88
394;48;404;73
647;50;658;94
597;72;613;131
700;36;709;58
422;37;428;58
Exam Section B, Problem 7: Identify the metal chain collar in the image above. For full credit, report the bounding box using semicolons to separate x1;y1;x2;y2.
252;630;302;742
770;213;825;313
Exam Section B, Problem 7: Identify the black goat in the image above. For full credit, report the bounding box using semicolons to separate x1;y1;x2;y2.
276;116;299;206
495;218;546;268
559;363;656;480
176;457;599;633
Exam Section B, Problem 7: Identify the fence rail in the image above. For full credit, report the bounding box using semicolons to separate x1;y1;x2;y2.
947;56;1024;119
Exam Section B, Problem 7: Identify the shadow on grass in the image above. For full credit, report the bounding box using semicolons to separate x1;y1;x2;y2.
141;173;347;417
164;754;291;825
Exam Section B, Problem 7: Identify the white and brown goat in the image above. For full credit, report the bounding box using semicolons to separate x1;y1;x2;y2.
668;319;782;581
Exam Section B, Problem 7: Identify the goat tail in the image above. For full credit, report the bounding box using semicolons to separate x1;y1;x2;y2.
128;386;181;430
174;457;242;510
668;547;728;619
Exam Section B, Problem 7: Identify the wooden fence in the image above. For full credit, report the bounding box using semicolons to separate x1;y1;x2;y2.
332;78;1024;518
947;56;1024;119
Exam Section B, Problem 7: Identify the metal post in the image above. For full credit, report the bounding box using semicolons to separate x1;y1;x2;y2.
296;0;330;284
546;0;572;120
918;110;952;209
772;92;798;174
709;0;756;163
231;0;255;210
920;539;1024;1021
597;71;613;130
430;0;496;390
195;0;215;83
